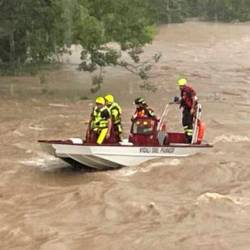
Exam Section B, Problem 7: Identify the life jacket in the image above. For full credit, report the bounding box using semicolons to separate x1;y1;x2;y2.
133;107;155;119
181;85;197;109
197;120;205;144
91;106;110;130
108;102;122;125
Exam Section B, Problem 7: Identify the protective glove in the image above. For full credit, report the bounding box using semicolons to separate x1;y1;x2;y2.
173;96;180;103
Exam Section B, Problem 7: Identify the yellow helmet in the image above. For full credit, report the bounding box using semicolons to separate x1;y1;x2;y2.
95;96;105;105
178;78;187;86
104;94;114;104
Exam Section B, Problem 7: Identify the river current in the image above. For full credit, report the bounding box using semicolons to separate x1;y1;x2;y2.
1;21;250;249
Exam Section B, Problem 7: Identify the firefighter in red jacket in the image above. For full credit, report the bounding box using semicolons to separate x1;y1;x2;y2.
174;78;198;143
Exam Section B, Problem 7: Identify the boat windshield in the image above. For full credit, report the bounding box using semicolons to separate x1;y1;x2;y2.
132;119;156;135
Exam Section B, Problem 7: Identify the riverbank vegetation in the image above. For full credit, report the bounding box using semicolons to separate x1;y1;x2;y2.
1;0;250;79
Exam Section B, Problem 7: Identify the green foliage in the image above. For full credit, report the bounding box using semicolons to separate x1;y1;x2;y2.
0;0;157;77
1;0;250;80
73;0;156;72
0;0;64;66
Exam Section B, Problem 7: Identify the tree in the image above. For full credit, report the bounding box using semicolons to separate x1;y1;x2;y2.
197;0;250;22
0;0;66;68
149;0;187;23
0;0;159;85
2;0;250;80
71;0;160;91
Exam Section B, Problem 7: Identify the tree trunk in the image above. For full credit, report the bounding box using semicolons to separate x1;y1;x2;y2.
9;31;15;67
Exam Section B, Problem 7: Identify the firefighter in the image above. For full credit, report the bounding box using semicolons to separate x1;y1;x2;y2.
132;97;156;120
89;96;112;144
174;78;198;143
104;94;123;140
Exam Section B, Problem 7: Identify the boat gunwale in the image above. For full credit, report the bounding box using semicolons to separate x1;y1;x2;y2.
38;140;213;148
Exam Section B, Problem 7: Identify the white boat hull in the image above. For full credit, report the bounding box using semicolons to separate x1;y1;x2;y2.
40;139;212;169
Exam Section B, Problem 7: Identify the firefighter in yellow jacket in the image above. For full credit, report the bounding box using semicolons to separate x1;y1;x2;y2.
90;96;112;144
104;94;123;140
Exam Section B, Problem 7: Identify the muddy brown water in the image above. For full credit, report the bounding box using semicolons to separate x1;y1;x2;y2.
1;21;250;250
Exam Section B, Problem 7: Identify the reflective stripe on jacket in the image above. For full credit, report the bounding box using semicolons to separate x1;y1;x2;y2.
91;106;110;130
108;102;122;125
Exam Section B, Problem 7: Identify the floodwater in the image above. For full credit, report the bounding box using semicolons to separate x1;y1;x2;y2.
1;21;250;249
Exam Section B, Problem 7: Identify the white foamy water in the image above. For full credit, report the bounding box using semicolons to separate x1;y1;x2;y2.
213;135;250;144
20;154;69;171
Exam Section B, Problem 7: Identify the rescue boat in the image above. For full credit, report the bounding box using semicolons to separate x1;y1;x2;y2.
39;105;212;170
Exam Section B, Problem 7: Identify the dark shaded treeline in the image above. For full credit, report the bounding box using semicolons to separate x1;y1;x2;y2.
154;0;250;23
1;0;250;73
